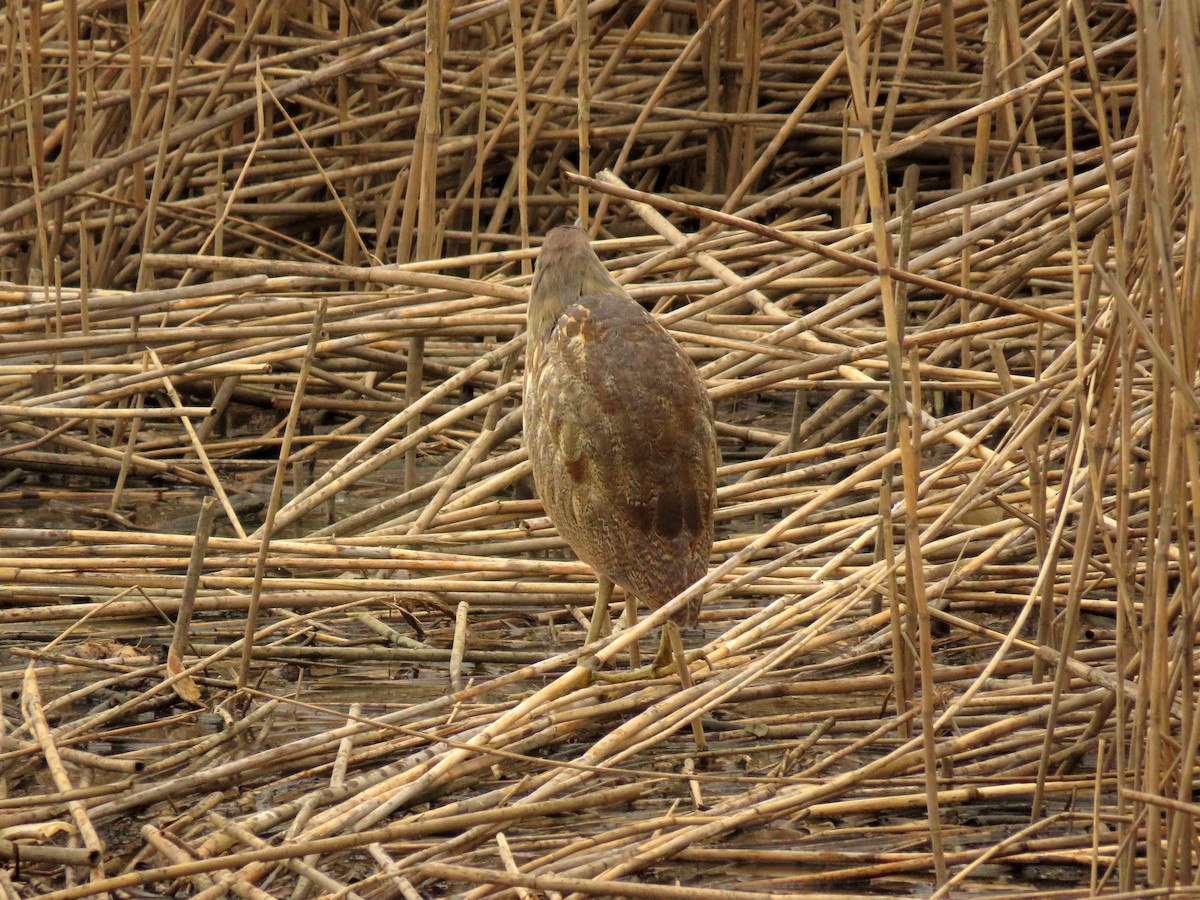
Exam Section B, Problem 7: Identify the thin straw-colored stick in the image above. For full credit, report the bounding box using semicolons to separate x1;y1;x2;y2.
238;301;326;689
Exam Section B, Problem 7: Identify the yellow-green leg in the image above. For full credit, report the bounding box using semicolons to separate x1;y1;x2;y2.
597;619;708;684
579;577;615;686
584;575;614;647
624;594;641;669
664;620;707;753
651;624;672;669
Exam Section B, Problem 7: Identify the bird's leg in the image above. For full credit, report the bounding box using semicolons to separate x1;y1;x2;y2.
651;625;671;670
578;577;615;686
649;625;709;673
597;619;707;684
623;594;642;670
664;620;706;753
584;575;614;647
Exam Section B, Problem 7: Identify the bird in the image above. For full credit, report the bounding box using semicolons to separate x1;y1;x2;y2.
523;224;719;686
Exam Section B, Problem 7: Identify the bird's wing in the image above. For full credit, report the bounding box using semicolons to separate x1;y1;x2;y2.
538;293;717;578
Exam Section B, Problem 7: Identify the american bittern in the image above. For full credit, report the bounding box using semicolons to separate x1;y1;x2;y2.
524;225;718;695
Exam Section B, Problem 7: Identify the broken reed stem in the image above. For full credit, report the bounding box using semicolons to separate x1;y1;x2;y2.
450;600;470;693
20;666;105;865
239;301;327;690
168;494;217;663
843;6;945;878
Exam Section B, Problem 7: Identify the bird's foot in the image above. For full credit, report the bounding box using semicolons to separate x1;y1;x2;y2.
592;647;709;683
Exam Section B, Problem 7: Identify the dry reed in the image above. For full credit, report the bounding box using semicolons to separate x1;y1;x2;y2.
1;1;1197;897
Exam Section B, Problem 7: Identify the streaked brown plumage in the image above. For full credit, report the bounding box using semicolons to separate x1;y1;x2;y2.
524;225;718;656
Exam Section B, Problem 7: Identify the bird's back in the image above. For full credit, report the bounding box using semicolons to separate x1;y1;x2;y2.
525;291;718;624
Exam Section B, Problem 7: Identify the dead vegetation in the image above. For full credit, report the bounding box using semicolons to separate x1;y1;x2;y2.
1;0;1198;897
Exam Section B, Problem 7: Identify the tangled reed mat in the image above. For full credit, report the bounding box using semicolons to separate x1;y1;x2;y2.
1;1;1198;897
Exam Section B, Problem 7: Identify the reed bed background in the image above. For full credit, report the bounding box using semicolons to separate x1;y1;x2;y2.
0;1;1197;896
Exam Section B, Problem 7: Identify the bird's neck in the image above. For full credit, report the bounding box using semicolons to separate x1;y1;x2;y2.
527;264;576;348
528;259;628;347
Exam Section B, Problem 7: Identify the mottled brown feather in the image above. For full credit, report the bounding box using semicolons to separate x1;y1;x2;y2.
524;226;718;625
